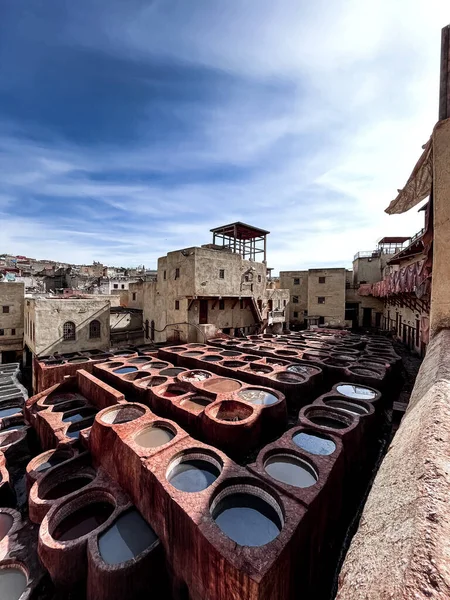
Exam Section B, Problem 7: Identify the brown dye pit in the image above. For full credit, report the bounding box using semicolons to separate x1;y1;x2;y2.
202;355;223;362
248;364;273;374
0;513;14;541
146;376;168;388
134;425;175;448
182;351;204;357
161;387;186;398
220;351;242;357
325;399;369;416
275;350;297;356
148;362;169;369
180;396;211;413
0;567;27;600
213;401;253;422
202;378;242;393
275;372;306;383
129;358;151;364
53;502;114;541
222;360;246;368
264;455;318;488
42;475;94;500
101;405;145;425
160;368;187;377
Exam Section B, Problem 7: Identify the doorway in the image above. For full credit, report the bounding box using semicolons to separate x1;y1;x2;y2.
199;300;208;325
362;307;372;327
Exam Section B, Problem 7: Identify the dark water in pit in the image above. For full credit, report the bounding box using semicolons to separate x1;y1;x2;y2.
149;362;169;369
99;509;158;564
35;453;71;473
0;407;21;419
287;365;319;376
0;568;27;600
62;412;90;423
238;389;278;406
168;460;219;492
160;368;187;377
213;493;282;546
265;455;317;488
43;476;93;500
336;384;377;400
182;351;204;357
327;399;369;416
135;427;174;448
0;424;25;433
180;397;211;413
293;432;336;456
53;502;114;541
113;367;138;375
0;513;13;541
202;355;223;362
308;415;348;430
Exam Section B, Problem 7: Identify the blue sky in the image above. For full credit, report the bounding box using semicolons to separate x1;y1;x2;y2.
1;1;449;272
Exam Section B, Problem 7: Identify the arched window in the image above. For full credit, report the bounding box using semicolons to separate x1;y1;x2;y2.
89;319;101;339
63;321;76;341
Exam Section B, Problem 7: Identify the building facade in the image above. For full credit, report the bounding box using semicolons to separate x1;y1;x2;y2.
0;282;24;363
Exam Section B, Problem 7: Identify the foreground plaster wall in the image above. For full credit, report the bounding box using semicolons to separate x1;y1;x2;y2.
337;328;450;600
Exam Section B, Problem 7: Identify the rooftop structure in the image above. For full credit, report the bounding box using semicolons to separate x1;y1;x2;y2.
210;222;269;262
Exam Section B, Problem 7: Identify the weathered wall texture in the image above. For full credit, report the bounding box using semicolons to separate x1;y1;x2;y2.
337;329;450;600
279;270;308;324
308;268;346;325
0;282;24;356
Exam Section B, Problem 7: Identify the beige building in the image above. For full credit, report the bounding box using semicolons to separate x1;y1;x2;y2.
142;223;290;343
0;282;24;363
24;297;111;357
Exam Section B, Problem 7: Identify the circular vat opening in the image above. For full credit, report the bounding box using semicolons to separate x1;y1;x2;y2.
168;347;188;353
67;357;90;364
324;398;369;416
159;368;188;377
275;350;297;356
358;361;385;373
52;500;115;542
31;449;74;474
180;396;212;413
62;407;97;424
336;384;377;400
202;355;223;362
0;406;22;420
220;351;242;357
187;343;207;348
304;407;353;430
167;451;222;492
129;357;152;364
134;423;175;448
224;341;240;346
259;345;276;351
50;399;86;413
222;360;246;368
264;452;318;488
275;372;306;383
41;471;96;500
237;388;279;406
122;371;151;382
113;366;138;375
100;405;146;425
266;358;289;366
293;430;337;456
98;508;158;565
241;343;256;348
0;512;14;541
248;364;273;374
148;361;169;370
105;362;125;370
348;366;381;377
210;400;253;422
202;378;242;394
211;484;283;547
323;357;351;367
0;565;28;600
145;376;168;388
181;351;204;357
160;385;187;398
66;417;95;439
179;370;212;383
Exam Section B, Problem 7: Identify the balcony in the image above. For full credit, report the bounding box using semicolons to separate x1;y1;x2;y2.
268;310;286;324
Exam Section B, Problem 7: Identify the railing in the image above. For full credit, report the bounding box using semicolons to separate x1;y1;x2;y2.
353;250;381;260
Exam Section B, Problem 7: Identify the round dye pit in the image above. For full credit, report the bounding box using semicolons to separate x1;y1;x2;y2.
202;378;242;394
222;360;246;368
306;410;350;430
148;362;169;369
134;425;175;448
62;408;97;424
161;386;186;398
180;371;211;382
99;509;158;565
67;357;89;363
145;376;168;388
336;384;377;400
0;567;27;600
42;475;95;500
325;399;369;416
129;358;152;364
53;502;114;541
100;405;146;425
167;455;221;492
237;389;279;406
51;400;86;413
275;372;305;383
0;513;14;541
293;431;336;455
159;368;187;377
113;366;138;375
212;488;282;547
248;364;273;374
220;351;242;357
287;364;320;376
275;350;297;356
181;351;204;357
66;418;95;439
264;454;318;488
180;396;211;413
113;352;135;357
0;406;21;419
212;401;253;422
33;451;73;473
168;347;188;353
202;355;223;362
349;366;381;377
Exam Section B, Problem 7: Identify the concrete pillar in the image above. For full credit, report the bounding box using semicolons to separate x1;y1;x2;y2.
430;118;450;336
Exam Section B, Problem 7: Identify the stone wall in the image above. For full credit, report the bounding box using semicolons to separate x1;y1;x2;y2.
308;268;346;326
0;282;24;357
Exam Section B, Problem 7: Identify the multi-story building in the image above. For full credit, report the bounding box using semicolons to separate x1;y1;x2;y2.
0;282;24;363
142;223;289;343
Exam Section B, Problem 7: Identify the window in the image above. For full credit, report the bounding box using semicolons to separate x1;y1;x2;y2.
113;284;118;289
319;276;326;284
293;278;300;285
32;322;35;342
175;300;180;310
240;299;244;309
11;329;16;336
121;284;125;289
63;321;76;341
219;299;225;310
244;275;249;282
0;329;4;336
175;268;180;279
318;297;325;304
283;300;287;307
132;292;137;301
219;269;225;279
163;270;166;280
2;306;9;313
258;275;262;283
89;320;101;339
293;312;299;318
292;296;299;304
